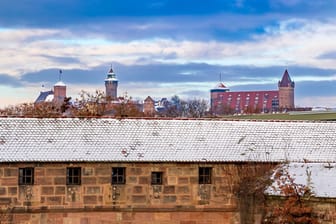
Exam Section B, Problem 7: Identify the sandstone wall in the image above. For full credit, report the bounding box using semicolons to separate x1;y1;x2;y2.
0;162;243;224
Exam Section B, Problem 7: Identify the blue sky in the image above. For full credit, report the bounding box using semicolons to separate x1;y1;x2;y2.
1;0;336;108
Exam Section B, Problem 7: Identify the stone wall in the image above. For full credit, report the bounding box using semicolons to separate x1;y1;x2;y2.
0;162;244;224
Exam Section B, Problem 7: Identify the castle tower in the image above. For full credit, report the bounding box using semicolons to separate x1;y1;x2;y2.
210;82;230;114
143;96;156;117
278;69;295;110
105;66;118;101
53;70;66;105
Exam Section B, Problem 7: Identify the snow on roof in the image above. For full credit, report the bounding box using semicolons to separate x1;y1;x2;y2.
34;91;54;103
267;163;336;198
54;81;66;86
1;118;336;163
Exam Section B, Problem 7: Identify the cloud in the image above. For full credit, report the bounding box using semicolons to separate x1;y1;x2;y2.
318;51;336;59
0;74;23;87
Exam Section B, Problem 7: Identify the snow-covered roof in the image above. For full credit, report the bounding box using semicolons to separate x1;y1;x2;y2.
1;118;336;163
54;81;66;87
34;91;54;103
267;163;336;198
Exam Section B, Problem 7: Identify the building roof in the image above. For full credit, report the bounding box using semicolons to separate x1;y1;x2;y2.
105;66;118;81
211;82;230;91
144;96;155;103
34;90;54;103
54;81;66;87
1;118;336;163
267;163;336;198
278;69;295;88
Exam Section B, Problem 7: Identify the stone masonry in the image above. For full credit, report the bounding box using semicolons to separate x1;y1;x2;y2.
0;162;246;224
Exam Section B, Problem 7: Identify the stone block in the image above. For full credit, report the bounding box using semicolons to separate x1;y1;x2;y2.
83;167;94;176
132;195;146;203
163;186;175;194
41;186;54;195
4;168;17;177
0;197;11;204
55;186;65;195
84;195;97;204
46;196;62;205
0;187;6;195
178;177;189;184
133;186;143;194
179;195;191;203
8;187;17;195
177;186;190;194
168;176;177;185
163;195;177;203
3;177;17;186
82;177;97;185
35;168;45;176
46;168;65;176
128;176;137;184
54;177;66;185
138;176;148;184
129;167;142;175
190;177;198;184
95;167;110;176
35;177;53;185
154;212;171;221
168;167;183;175
86;186;100;194
98;177;110;184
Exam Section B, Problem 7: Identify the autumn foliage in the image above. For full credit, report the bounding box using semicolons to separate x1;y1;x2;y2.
263;166;318;224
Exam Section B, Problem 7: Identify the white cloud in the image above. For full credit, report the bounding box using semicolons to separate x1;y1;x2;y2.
2;18;336;78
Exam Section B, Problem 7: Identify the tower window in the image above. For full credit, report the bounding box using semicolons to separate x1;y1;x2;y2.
66;167;81;185
19;167;34;185
112;167;126;184
199;167;212;184
151;172;163;185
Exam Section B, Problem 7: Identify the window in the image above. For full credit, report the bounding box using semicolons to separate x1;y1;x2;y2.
66;167;81;185
112;167;126;184
199;167;212;184
151;172;163;185
19;167;34;185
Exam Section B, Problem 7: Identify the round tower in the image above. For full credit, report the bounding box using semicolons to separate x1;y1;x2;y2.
210;82;230;114
105;66;118;101
278;69;295;110
53;70;66;104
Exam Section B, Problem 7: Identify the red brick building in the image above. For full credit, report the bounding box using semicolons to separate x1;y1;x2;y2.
210;70;295;114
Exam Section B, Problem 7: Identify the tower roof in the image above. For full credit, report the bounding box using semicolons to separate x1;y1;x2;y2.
54;81;66;87
105;66;118;81
211;82;230;92
279;69;294;88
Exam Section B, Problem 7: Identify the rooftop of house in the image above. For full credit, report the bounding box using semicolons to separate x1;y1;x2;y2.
0;118;336;163
34;90;54;103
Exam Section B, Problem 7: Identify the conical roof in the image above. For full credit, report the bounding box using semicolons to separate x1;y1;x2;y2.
279;69;294;88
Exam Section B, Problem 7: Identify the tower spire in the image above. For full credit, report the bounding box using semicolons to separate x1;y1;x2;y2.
59;69;62;81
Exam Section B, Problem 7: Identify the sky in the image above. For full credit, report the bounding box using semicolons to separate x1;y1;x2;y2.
1;0;336;108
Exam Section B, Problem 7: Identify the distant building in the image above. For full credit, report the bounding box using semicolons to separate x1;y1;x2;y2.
210;69;295;114
105;66;118;101
143;96;155;117
35;71;67;105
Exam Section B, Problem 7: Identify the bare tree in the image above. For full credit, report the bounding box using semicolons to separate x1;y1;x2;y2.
112;94;143;118
4;102;61;118
71;90;107;117
186;98;208;118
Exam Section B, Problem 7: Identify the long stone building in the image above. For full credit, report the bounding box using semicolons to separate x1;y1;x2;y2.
0;118;336;223
210;69;295;114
